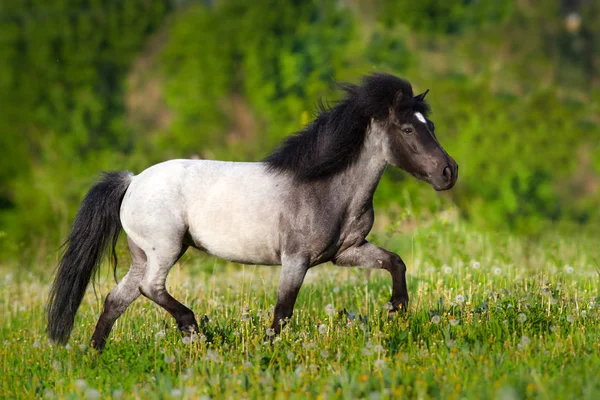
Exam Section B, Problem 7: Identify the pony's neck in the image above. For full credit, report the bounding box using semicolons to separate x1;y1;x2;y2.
331;124;388;212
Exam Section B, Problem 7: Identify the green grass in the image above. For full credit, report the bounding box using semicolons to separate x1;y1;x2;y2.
1;219;600;399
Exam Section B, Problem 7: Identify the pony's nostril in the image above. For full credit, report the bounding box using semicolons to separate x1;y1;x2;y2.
442;166;452;182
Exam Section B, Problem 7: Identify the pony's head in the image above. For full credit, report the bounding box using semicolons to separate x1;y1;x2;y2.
378;84;458;191
265;73;458;190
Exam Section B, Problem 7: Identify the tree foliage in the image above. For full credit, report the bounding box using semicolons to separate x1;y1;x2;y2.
0;0;599;261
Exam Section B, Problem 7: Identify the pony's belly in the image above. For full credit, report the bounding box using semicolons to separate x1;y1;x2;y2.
189;224;281;266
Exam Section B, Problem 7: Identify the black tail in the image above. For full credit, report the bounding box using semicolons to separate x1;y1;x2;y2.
47;171;133;344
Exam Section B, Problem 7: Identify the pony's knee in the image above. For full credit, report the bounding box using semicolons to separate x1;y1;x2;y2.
387;253;406;273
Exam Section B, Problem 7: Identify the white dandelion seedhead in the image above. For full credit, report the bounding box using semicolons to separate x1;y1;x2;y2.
493;267;502;275
318;324;329;335
517;313;527;323
449;318;459;326
443;265;453;274
155;330;166;340
565;265;574;274
455;295;465;304
445;339;456;348
265;328;276;337
325;304;336;317
74;379;87;391
471;260;481;269
182;333;199;345
85;388;100;400
164;354;176;364
431;315;441;324
566;314;576;323
374;359;386;369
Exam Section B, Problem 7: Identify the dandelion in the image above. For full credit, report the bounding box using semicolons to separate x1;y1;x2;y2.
44;389;55;399
517;313;527;323
85;388;100;400
541;287;551;296
374;359;385;369
449;318;459;326
204;349;222;363
431;315;441;324
565;265;574;274
112;390;124;399
170;389;182;397
493;267;502;275
241;313;251;322
550;297;558;305
455;295;465;304
383;302;394;311
320;350;329;359
182;333;199;345
443;265;453;274
333;287;340;294
361;347;373;356
74;379;87;391
33;341;41;348
517;335;530;351
566;314;576;323
164;354;175;364
155;330;166;339
78;343;87;351
373;344;384;353
318;324;329;335
65;344;72;350
265;328;276;337
445;339;456;348
325;304;336;316
287;351;295;361
243;361;253;370
471;260;481;269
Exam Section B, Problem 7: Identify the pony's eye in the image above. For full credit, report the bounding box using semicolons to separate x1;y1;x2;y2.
402;128;413;135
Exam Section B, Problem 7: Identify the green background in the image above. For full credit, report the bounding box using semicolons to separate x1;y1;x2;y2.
0;0;599;263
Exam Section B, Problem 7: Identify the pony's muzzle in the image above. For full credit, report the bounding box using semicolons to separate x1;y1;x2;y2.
434;160;458;191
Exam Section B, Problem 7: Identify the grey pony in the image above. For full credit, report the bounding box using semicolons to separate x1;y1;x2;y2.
47;73;458;350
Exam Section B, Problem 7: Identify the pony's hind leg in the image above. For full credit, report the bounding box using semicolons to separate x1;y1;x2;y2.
139;245;199;338
90;237;147;350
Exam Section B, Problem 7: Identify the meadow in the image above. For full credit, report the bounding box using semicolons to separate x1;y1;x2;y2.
1;215;599;399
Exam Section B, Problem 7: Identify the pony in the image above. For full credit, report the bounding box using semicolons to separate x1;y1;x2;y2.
47;73;458;350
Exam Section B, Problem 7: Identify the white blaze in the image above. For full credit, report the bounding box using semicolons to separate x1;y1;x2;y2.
414;112;426;124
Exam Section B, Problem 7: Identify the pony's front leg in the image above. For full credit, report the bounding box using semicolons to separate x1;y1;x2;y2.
271;255;309;334
334;241;408;313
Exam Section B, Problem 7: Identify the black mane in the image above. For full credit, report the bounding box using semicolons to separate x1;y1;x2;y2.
264;73;430;181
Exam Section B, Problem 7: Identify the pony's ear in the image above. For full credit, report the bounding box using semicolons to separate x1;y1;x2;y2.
415;89;430;101
393;89;404;109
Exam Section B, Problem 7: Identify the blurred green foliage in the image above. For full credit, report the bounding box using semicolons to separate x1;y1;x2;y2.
0;0;599;261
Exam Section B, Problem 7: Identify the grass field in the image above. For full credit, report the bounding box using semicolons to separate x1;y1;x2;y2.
1;218;599;399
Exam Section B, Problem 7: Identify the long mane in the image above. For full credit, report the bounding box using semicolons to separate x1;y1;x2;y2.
263;73;430;181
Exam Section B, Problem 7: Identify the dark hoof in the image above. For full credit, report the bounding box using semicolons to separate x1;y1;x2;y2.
179;324;199;334
387;300;409;318
90;339;105;352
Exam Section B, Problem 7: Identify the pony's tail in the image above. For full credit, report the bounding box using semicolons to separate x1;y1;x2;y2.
47;171;133;345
